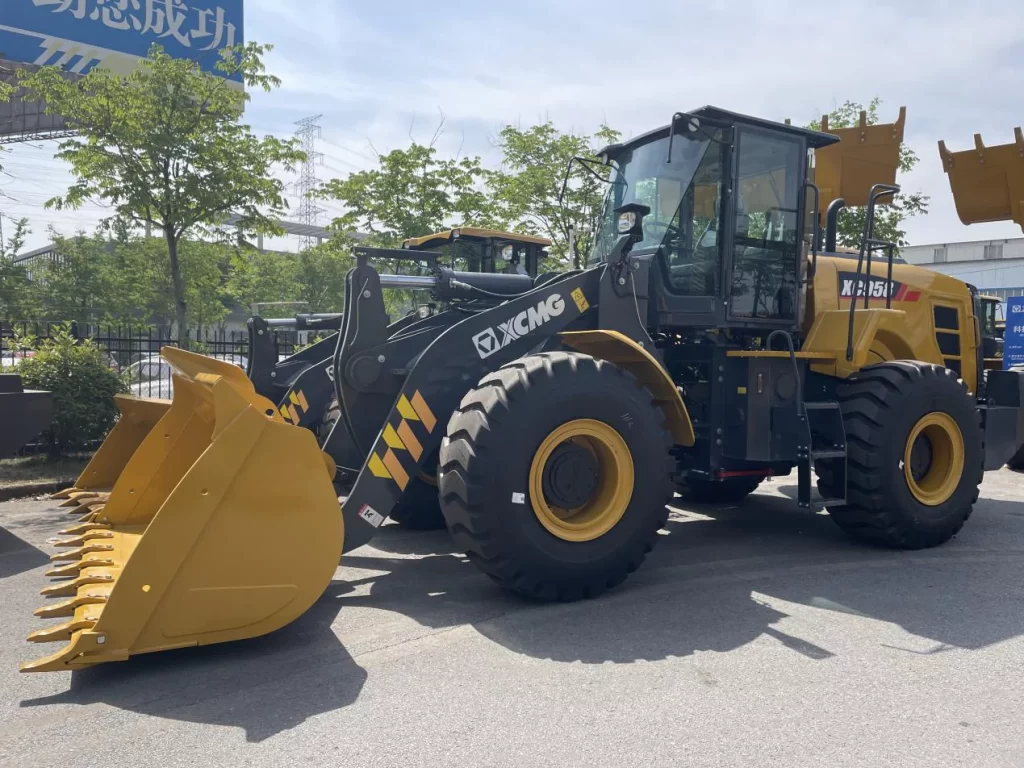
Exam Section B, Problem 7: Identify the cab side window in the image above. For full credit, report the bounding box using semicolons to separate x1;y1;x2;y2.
729;131;802;320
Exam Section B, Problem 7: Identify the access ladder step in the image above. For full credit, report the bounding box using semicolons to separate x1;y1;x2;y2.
817;497;847;507
811;449;847;459
803;401;841;411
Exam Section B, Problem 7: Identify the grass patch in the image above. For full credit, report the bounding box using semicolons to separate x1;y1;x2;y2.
0;454;90;488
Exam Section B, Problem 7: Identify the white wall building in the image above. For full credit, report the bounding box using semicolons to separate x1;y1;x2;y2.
901;237;1024;301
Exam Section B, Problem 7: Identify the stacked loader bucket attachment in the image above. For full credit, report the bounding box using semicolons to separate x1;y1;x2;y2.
23;347;344;673
815;107;906;212
52;396;171;514
939;128;1024;232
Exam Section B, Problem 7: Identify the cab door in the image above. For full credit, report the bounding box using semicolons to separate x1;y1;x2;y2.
725;128;806;328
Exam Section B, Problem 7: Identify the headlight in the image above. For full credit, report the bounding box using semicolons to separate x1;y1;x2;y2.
617;211;636;234
500;244;514;261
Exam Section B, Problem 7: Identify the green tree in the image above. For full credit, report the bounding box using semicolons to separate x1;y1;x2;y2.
37;231;114;322
320;139;490;247
19;43;305;346
0;217;38;320
16;324;125;455
487;121;621;268
37;231;232;328
808;99;927;249
296;239;354;313
224;246;300;314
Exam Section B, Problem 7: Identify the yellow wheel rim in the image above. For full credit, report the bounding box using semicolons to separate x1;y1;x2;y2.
528;419;634;542
903;412;964;506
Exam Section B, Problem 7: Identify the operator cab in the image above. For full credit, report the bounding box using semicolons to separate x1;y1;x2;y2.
589;106;838;331
403;227;550;276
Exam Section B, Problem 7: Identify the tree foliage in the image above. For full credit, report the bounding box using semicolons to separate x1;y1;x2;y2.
808;98;928;249
15;324;125;455
18;42;305;345
224;246;300;314
295;239;354;313
320;138;490;248
487;122;620;268
0;218;39;320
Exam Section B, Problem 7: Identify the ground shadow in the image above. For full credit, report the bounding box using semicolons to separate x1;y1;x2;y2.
19;581;367;743
340;490;1024;665
0;525;48;578
16;489;1024;736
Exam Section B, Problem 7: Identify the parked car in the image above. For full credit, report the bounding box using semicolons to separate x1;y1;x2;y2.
124;353;247;399
0;349;35;369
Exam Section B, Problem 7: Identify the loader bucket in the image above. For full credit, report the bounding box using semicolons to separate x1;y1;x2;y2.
815;107;906;212
52;396;171;512
939;128;1024;232
22;347;343;673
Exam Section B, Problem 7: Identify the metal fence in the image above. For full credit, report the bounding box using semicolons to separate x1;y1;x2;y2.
1;321;298;399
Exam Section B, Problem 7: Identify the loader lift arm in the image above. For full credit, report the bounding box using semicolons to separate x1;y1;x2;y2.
332;257;658;552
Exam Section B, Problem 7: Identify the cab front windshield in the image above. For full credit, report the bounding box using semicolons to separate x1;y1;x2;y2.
588;130;719;267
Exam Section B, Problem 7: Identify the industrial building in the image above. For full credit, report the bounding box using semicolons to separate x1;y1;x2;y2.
901;237;1024;302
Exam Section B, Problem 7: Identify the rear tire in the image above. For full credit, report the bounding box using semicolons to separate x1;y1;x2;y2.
816;362;982;549
679;476;762;503
439;351;675;601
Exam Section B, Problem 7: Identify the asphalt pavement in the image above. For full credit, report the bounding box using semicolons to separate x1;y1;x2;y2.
1;471;1022;767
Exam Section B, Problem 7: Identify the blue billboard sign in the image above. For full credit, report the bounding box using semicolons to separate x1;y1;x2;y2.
1003;296;1024;370
0;0;244;81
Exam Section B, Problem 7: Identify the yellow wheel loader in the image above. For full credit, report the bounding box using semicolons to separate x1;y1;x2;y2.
25;106;1024;673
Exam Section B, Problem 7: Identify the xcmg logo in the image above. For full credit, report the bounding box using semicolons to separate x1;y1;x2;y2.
837;272;920;302
472;293;566;359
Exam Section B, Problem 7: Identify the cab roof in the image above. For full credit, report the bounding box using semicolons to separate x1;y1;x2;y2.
598;105;840;157
403;227;552;250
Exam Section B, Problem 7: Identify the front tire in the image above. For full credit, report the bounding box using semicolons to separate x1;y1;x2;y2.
439;352;675;601
816;362;982;549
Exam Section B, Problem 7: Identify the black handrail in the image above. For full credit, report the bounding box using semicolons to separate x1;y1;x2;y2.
845;184;900;361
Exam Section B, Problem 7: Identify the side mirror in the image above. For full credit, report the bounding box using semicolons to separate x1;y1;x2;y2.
606;203;652;263
614;202;651;240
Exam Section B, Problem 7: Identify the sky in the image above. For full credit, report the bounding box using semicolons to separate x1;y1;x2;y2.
2;0;1023;252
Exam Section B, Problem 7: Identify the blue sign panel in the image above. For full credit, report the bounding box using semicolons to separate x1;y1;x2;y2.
0;0;244;81
1004;296;1024;370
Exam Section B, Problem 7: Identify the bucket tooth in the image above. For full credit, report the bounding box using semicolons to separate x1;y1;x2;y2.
51;487;79;500
34;594;107;618
47;531;114;548
58;522;111;536
45;559;115;578
58;494;93;506
49;543;114;562
41;572;114;597
44;558;115;578
27;618;97;643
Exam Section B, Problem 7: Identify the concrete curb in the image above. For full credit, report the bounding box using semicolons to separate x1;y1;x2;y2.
0;479;76;502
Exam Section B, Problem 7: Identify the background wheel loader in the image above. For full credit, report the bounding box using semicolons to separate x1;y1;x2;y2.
53;227;552;529
24;105;1024;673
